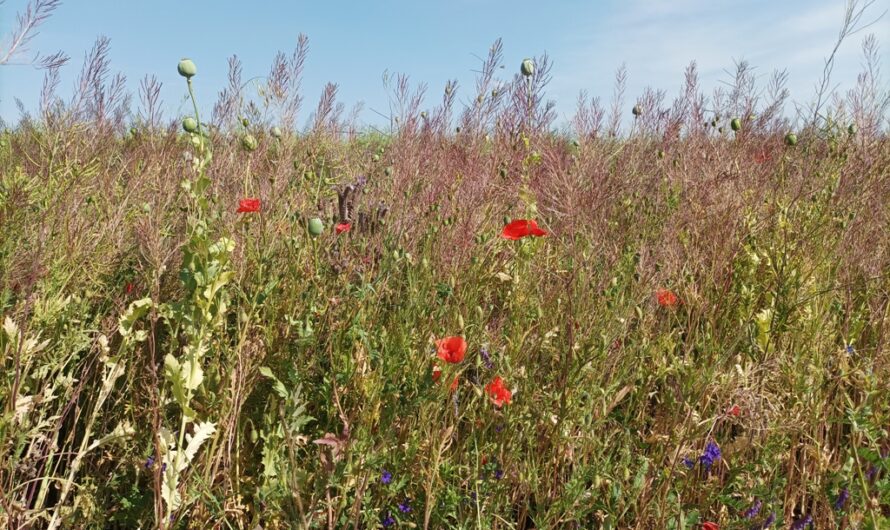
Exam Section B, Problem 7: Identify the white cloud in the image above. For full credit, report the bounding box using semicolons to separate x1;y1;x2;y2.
549;0;889;120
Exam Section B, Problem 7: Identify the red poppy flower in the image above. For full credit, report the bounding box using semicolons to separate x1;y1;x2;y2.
436;336;467;364
485;376;512;407
501;219;547;240
432;366;459;392
335;222;351;235
656;288;679;307
754;149;771;164
727;404;741;417
702;523;719;530
237;198;261;213
125;282;135;295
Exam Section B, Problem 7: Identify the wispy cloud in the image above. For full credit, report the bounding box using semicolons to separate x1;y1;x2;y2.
549;0;888;119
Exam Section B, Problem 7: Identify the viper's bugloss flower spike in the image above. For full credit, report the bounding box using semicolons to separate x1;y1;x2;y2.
790;515;812;530
699;440;721;472
398;499;412;513
834;487;849;511
743;499;762;519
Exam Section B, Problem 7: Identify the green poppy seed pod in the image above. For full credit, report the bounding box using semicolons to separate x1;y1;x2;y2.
718;126;725;134
491;89;498;98
571;139;580;147
848;123;857;135
129;127;138;137
499;166;508;178
657;149;665;159
384;166;393;177
241;117;250;128
632;105;642;117
731;118;741;131
372;153;380;162
307;217;324;237
241;134;258;152
710;119;718;127
271;126;282;139
182;117;199;133
520;58;535;77
177;58;197;78
503;215;510;226
420;111;428;119
784;133;797;146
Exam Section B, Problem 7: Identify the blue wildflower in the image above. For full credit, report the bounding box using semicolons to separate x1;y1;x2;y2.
494;468;504;480
743;499;762;519
845;344;854;354
699;440;721;472
381;469;392;485
381;513;396;527
682;457;695;469
761;512;776;528
145;456;155;468
866;464;878;481
790;515;812;530
834;487;849;511
398;498;412;513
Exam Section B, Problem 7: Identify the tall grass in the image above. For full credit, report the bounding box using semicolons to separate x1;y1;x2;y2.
1;19;889;530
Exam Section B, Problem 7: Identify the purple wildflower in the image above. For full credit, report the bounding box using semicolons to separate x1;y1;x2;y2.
145;456;155;468
834;487;849;511
743;499;762;519
790;515;812;530
699;440;721;472
682;456;695;469
381;469;392;485
494;468;504;480
480;347;493;369
845;344;854;354
761;512;776;528
398;499;412;513
866;464;878;481
381;513;396;527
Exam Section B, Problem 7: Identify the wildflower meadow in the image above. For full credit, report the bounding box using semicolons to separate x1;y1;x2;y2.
0;1;888;528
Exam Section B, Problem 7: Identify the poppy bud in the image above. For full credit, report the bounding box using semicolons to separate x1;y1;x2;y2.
730;118;741;131
177;58;197;78
271;126;282;139
848;124;856;135
632;105;642;117
182;117;198;133
456;126;461;133
420;111;427;119
657;149;665;159
384;166;393;177
520;58;534;77
307;217;324;237
241;134;258;151
784;133;797;146
373;154;380;162
241;117;250;128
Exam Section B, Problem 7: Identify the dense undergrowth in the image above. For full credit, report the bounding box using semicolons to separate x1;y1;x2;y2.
0;31;889;530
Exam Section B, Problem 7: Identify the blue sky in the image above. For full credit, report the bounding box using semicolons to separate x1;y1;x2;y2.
1;0;887;128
